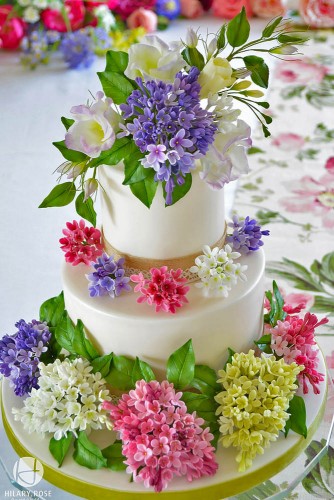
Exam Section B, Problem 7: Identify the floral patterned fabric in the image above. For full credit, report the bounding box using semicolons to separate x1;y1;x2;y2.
233;29;334;499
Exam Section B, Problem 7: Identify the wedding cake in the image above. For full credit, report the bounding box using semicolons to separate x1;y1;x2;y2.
1;11;328;498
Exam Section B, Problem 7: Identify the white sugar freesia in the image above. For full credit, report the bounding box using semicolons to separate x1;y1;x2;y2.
65;91;121;159
199;120;251;190
94;5;115;32
12;358;112;441
125;35;184;82
190;243;247;297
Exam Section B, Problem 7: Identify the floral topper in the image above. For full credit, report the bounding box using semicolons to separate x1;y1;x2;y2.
40;10;307;223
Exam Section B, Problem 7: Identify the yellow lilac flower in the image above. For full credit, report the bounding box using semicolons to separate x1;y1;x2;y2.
215;350;303;472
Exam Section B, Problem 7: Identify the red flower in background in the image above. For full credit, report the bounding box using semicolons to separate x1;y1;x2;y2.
41;0;85;32
0;6;26;49
114;0;156;19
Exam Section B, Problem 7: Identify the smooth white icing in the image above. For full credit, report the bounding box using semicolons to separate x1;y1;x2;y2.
99;164;226;259
62;250;265;375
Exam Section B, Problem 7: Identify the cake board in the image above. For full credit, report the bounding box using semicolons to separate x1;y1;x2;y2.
1;351;328;500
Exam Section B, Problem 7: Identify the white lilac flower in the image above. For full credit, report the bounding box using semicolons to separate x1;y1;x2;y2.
190;244;247;297
125;35;184;82
94;5;115;32
207;92;241;131
199;120;252;190
32;0;47;8
23;6;40;23
12;358;112;440
18;0;30;6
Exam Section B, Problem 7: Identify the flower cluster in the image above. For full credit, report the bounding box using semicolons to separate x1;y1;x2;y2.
131;267;189;313
226;215;270;254
103;379;218;492
87;253;131;298
59;29;95;70
59;219;103;266
269;312;328;394
120;67;217;204
190;244;247;297
12;358;112;440
0;320;51;396
215;350;303;472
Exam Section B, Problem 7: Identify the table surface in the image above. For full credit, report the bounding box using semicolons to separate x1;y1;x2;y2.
0;15;334;500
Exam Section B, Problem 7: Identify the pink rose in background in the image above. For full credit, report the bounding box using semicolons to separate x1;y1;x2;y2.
275;59;328;85
325;157;334;173
0;5;26;50
272;133;305;151
212;0;253;18
251;0;286;18
127;7;157;31
180;0;204;18
281;172;334;228
300;0;334;28
41;0;85;32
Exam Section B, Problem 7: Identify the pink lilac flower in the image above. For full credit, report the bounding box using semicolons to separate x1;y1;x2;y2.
270;312;329;394
275;59;328;85
281;172;334;228
102;380;218;492
131;267;189;314
271;133;305;151
59;219;103;266
0;320;51;396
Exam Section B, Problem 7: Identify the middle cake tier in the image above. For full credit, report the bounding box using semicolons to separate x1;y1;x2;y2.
62;250;265;375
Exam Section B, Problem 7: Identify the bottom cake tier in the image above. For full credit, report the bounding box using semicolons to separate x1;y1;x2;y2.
1;353;328;500
62;250;265;374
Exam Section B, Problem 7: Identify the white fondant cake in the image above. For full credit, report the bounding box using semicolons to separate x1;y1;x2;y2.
99;164;226;260
62;164;266;372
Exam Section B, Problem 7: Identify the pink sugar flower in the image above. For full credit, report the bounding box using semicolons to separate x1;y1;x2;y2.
264;288;314;315
131;267;190;313
270;312;328;394
127;7;158;32
271;133;305;151
59;219;103;266
280;172;334;228
275;59;328;85
325;157;334;174
102;379;218;492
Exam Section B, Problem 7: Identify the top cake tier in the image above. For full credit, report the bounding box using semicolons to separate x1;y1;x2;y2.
99;164;226;260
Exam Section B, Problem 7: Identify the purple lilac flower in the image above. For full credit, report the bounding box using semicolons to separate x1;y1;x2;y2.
87;253;131;298
120;67;217;204
21;30;49;69
156;0;181;20
226;215;270;254
92;27;112;53
59;30;95;70
0;320;51;396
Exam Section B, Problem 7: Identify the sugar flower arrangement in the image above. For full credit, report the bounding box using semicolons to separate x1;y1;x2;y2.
40;10;306;221
1;281;326;492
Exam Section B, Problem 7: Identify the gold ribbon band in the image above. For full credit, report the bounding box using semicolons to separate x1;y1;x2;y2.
102;223;227;273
